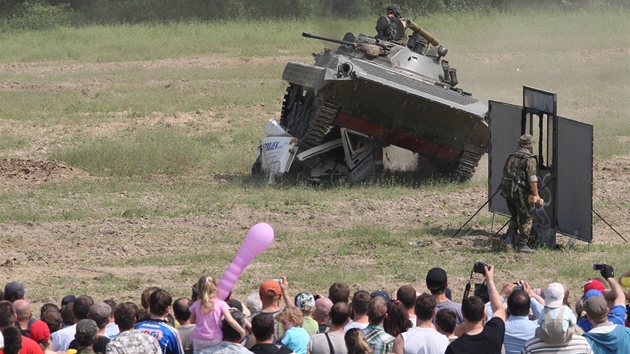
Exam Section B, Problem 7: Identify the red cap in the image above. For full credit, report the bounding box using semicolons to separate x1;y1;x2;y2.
29;320;50;343
584;279;605;294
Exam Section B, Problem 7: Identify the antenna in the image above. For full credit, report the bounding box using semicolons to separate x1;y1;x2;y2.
413;0;432;21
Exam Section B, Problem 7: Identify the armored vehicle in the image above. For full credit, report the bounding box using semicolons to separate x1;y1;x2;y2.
254;28;488;183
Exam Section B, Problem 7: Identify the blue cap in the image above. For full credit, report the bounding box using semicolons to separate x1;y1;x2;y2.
583;289;604;300
371;290;391;302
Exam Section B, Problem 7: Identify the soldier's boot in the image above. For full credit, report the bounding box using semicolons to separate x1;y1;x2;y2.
517;238;535;253
491;236;502;250
517;233;535;253
502;231;515;252
517;244;536;253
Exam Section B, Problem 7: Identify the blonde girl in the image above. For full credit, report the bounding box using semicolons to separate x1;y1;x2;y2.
189;275;246;351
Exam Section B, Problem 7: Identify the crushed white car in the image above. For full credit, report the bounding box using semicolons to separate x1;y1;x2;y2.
252;119;381;184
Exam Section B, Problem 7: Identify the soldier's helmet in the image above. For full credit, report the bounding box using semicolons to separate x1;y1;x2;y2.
518;134;535;147
387;4;402;18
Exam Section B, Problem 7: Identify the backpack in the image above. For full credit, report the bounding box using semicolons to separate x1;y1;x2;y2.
20;317;36;338
536;306;575;344
501;150;534;198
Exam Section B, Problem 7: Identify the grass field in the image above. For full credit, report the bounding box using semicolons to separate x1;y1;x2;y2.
0;9;629;308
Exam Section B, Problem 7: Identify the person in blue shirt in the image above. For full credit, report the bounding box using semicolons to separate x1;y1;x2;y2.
276;307;309;354
503;289;538;354
582;295;630;354
134;289;184;354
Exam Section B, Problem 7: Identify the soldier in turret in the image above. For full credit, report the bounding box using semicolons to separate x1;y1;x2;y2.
375;4;408;45
500;134;543;253
375;4;438;47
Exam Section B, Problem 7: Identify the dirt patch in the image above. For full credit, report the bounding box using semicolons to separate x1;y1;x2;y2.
0;158;87;183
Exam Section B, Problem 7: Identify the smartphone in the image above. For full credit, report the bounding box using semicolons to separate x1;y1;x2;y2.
593;264;605;271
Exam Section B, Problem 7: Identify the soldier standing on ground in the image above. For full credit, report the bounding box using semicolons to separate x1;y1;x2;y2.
500;134;543;253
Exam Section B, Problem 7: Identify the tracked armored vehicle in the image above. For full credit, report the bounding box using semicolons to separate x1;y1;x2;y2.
254;28;488;184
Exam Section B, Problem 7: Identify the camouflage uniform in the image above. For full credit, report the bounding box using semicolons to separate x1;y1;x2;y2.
376;4;410;45
105;329;162;354
376;16;402;43
500;135;538;250
377;18;425;46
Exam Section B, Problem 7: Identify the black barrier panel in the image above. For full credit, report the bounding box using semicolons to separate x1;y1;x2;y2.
488;101;522;215
556;117;593;242
524;86;556;115
488;101;556;231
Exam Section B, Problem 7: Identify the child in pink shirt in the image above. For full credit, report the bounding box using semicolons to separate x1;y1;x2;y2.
189;275;246;351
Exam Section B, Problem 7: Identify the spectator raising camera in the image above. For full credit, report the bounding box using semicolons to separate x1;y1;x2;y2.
577;264;627;333
447;264;505;354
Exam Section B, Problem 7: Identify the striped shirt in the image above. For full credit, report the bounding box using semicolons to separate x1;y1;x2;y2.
520;334;593;354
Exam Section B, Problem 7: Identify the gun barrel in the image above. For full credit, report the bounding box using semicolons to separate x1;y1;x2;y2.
302;32;356;47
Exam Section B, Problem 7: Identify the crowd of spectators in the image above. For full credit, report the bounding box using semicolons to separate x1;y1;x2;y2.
1;263;630;354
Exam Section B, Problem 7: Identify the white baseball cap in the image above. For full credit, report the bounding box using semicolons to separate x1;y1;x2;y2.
545;283;565;308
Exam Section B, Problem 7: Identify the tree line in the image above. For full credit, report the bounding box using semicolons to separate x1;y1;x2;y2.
1;0;628;30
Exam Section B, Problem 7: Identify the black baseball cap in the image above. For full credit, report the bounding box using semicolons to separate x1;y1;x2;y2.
426;268;448;289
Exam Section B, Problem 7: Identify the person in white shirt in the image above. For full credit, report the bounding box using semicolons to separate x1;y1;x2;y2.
392;294;449;354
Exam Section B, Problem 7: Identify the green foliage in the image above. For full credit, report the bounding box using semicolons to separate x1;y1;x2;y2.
1;0;74;31
76;0;315;24
443;0;495;12
247;0;316;19
493;0;630;11
318;0;372;18
77;0;212;24
0;0;26;14
1;0;629;30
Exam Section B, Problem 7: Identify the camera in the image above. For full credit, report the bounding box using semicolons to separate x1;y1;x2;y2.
464;263;492;303
593;264;605;271
474;283;489;303
473;262;487;275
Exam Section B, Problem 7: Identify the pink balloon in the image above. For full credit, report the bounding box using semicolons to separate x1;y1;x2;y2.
217;223;275;300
